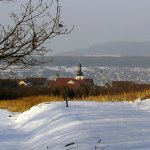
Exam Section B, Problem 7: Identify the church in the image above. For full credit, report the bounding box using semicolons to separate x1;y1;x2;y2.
48;62;94;90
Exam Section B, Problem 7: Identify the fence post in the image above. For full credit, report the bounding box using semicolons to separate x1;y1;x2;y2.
64;86;68;107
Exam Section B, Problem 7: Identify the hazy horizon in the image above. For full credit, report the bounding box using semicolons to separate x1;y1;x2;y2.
1;0;150;55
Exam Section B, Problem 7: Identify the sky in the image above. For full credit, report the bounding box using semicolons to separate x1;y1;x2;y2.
1;0;150;54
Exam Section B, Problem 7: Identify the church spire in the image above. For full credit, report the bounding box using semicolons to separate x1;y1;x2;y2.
76;61;84;80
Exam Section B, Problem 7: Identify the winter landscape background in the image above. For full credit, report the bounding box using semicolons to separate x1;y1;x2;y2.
2;56;150;85
1;0;150;149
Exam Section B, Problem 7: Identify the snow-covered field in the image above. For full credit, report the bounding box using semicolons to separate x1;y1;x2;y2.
1;100;150;150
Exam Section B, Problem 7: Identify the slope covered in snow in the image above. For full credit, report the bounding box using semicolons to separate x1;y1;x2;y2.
0;100;150;150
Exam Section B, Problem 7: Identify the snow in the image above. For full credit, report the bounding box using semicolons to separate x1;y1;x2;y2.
1;100;150;150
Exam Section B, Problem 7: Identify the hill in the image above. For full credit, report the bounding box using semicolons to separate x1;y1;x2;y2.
1;100;150;149
57;41;150;56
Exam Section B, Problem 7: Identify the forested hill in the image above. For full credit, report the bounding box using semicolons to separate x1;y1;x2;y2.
56;41;150;56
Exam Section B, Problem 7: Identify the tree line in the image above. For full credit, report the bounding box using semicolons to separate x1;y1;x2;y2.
1;79;150;100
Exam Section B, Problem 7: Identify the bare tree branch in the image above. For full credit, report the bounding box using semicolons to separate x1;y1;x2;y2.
0;0;73;70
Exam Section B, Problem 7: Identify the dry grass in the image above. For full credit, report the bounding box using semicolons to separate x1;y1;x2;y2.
0;96;63;112
1;89;150;112
84;90;150;102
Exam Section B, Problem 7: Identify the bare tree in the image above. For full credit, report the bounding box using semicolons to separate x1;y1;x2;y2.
0;0;72;70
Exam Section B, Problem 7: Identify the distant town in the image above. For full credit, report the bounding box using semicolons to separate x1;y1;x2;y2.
1;61;150;100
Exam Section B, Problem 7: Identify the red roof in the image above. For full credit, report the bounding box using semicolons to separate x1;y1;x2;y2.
54;78;80;89
77;79;94;85
49;77;94;89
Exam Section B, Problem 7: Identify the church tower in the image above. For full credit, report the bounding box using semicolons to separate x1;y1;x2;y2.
75;62;84;80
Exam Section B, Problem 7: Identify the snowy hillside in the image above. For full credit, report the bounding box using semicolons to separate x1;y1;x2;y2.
1;100;150;150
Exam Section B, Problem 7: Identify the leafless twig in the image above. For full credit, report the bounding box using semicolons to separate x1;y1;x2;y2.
0;0;73;70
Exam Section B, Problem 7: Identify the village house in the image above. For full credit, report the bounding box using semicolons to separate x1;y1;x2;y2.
49;62;94;90
18;77;48;87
